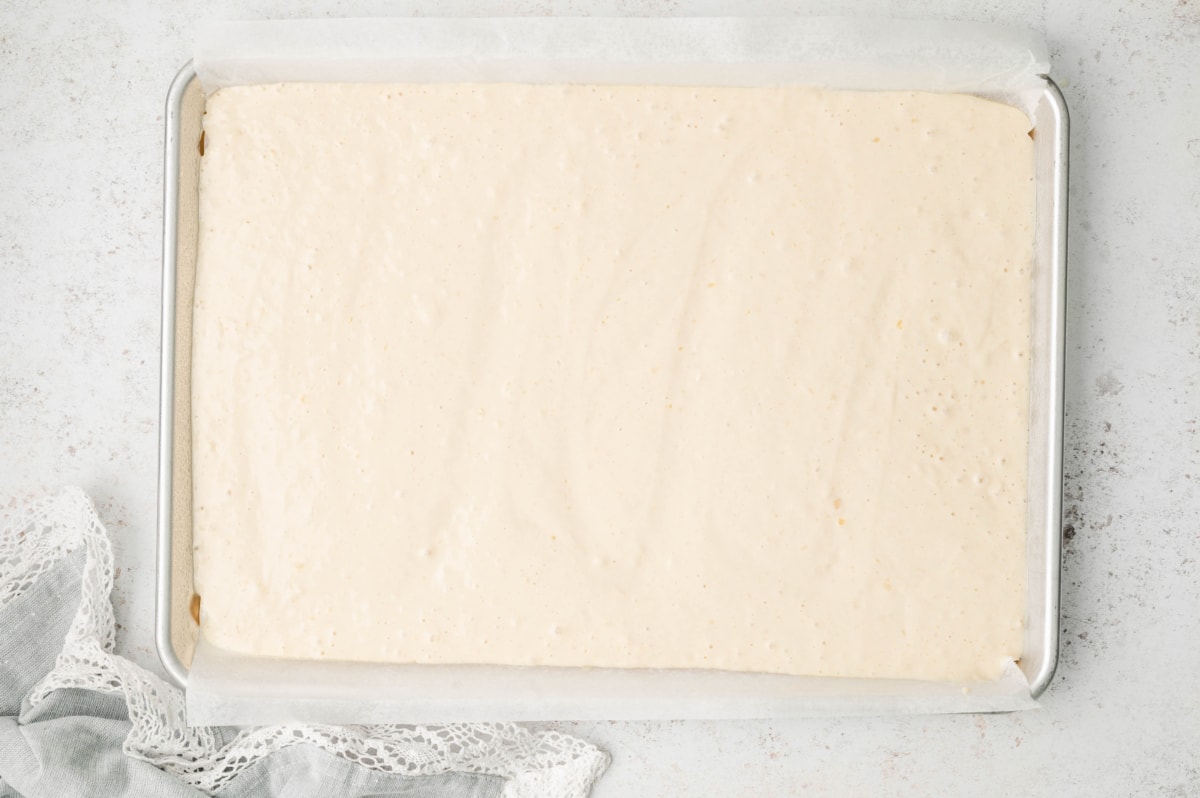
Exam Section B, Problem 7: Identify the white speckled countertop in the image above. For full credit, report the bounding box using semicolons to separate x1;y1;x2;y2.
2;1;1198;794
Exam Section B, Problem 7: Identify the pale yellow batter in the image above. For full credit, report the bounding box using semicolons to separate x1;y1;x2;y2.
192;83;1033;682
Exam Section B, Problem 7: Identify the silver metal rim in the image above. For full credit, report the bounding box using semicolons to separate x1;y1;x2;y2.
1028;75;1068;699
156;60;196;689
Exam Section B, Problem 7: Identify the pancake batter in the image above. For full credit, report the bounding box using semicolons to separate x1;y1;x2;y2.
192;83;1033;682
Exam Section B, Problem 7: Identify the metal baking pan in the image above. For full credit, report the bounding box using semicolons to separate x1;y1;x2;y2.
157;52;1067;711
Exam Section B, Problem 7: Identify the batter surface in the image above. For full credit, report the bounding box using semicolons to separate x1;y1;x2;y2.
192;83;1033;682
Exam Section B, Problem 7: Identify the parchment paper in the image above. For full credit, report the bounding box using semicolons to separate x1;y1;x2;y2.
190;633;1037;725
195;17;1048;98
185;16;1051;726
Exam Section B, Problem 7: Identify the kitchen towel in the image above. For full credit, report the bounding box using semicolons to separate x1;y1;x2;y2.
0;488;608;797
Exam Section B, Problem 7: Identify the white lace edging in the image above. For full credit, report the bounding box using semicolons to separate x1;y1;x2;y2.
6;488;608;797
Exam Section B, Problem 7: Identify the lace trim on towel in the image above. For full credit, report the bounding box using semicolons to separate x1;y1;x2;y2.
5;488;607;797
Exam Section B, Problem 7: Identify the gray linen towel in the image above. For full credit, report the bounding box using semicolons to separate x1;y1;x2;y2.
0;489;607;798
